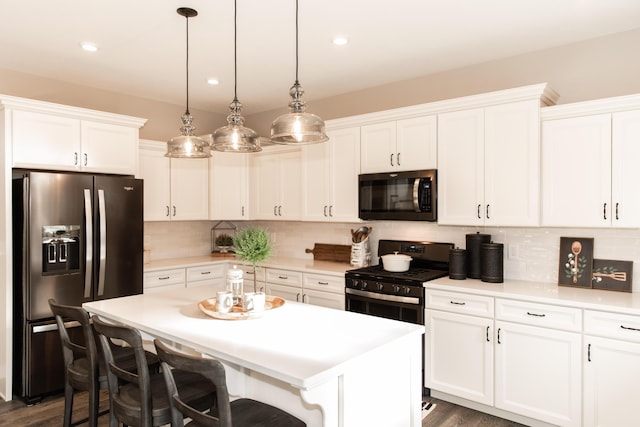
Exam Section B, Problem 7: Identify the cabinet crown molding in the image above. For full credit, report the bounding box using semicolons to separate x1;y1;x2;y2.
326;83;558;130
541;92;640;120
0;94;147;128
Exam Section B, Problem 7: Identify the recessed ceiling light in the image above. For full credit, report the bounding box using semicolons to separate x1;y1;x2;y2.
332;36;349;46
207;78;219;85
81;42;98;52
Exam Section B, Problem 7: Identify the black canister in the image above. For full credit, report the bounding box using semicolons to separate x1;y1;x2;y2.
449;248;467;280
465;233;491;279
480;242;504;283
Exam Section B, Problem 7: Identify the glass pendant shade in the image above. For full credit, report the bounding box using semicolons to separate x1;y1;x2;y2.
212;100;261;152
270;0;327;145
211;0;260;153
166;7;211;158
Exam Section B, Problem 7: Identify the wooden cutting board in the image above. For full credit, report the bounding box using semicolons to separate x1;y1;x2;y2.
305;243;351;264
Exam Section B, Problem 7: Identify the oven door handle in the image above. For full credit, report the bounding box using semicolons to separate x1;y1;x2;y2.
346;288;420;305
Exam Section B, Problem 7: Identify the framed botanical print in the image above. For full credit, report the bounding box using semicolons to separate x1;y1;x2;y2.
558;237;594;288
592;259;633;292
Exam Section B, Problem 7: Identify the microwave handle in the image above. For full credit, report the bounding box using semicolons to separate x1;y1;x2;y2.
413;178;420;212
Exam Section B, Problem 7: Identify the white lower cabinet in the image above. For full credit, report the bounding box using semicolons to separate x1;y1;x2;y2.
425;290;494;405
426;289;582;427
143;268;185;293
186;264;226;291
583;310;640;427
265;268;344;310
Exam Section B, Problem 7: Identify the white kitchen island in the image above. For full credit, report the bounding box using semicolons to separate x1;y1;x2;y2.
83;286;423;426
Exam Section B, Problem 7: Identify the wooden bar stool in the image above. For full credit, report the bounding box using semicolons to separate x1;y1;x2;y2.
154;338;306;427
93;316;216;427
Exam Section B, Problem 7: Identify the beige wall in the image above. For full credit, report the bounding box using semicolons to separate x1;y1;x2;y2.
248;27;640;135
2;27;640;138
0;68;226;141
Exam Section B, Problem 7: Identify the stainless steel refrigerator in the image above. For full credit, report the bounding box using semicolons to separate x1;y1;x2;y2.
12;170;143;402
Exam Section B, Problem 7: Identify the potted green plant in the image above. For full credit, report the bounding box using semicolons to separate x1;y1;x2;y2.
214;233;234;253
233;227;272;291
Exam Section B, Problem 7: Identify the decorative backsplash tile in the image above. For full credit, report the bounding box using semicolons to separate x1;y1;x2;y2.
144;220;640;292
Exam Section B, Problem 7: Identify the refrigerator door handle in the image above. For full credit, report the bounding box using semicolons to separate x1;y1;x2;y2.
33;320;81;334
84;189;93;298
97;189;107;296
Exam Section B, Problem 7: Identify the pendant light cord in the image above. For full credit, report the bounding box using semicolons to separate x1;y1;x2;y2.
185;13;191;115
234;0;238;102
294;0;299;85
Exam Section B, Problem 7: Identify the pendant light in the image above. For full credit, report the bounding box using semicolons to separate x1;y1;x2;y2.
166;7;211;158
270;0;328;145
211;0;261;152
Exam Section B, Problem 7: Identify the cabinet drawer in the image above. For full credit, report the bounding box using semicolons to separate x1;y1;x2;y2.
238;264;266;282
585;310;640;343
303;273;344;294
186;264;225;282
266;268;302;287
496;298;581;332
426;289;494;318
144;268;185;290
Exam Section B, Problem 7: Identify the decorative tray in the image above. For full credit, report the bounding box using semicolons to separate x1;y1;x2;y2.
198;295;285;320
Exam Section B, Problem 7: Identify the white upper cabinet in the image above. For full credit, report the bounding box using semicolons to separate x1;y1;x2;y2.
541;96;640;228
438;99;541;226
250;146;301;220
6;96;145;174
360;115;436;173
209;151;250;220
302;126;361;222
138;140;209;221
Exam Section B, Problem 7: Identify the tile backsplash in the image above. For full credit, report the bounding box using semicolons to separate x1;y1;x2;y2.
144;220;640;292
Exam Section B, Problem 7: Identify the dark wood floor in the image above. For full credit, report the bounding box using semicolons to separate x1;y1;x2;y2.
0;391;525;426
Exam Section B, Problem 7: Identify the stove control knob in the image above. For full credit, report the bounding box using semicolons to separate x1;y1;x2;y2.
392;284;401;293
403;286;412;295
377;282;384;291
361;281;368;290
350;279;358;288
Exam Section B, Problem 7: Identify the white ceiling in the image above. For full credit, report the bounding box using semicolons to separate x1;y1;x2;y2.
2;0;640;115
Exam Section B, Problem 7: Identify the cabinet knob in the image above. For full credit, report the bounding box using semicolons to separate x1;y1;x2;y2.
329;205;333;217
83;153;88;166
486;204;490;219
166;206;170;217
74;152;79;166
324;206;328;217
173;206;176;217
603;202;607;220
397;152;401;166
278;205;282;216
390;153;394;166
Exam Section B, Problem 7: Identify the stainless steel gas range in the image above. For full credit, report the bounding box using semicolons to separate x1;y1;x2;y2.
345;239;453;324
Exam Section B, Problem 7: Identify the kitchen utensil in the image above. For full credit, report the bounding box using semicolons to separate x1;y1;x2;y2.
593;271;627;281
571;241;582;283
305;243;351;263
380;251;412;272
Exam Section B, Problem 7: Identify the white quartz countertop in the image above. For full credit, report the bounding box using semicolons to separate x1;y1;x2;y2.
144;255;353;276
84;286;423;390
426;277;640;316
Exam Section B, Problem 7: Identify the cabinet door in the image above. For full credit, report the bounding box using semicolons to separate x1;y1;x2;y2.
12;110;80;170
329;127;361;222
541;114;611;227
494;321;581;427
81;121;137;174
278;149;302;220
395;115;437;171
266;282;302;303
210;151;249;220
426;310;493;405
302;141;331;221
139;141;171;221
611;110;640;228
583;335;640;427
437;108;485;225
303;288;344;310
484;100;540;226
170;158;209;220
251;149;278;219
360;121;396;173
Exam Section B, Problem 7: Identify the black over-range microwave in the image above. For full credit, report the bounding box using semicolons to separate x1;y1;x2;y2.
358;169;437;221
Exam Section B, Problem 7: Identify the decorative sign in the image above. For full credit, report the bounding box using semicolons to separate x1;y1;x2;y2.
558;237;594;288
592;259;633;292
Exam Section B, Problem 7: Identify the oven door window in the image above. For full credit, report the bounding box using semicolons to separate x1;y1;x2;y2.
346;293;423;325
